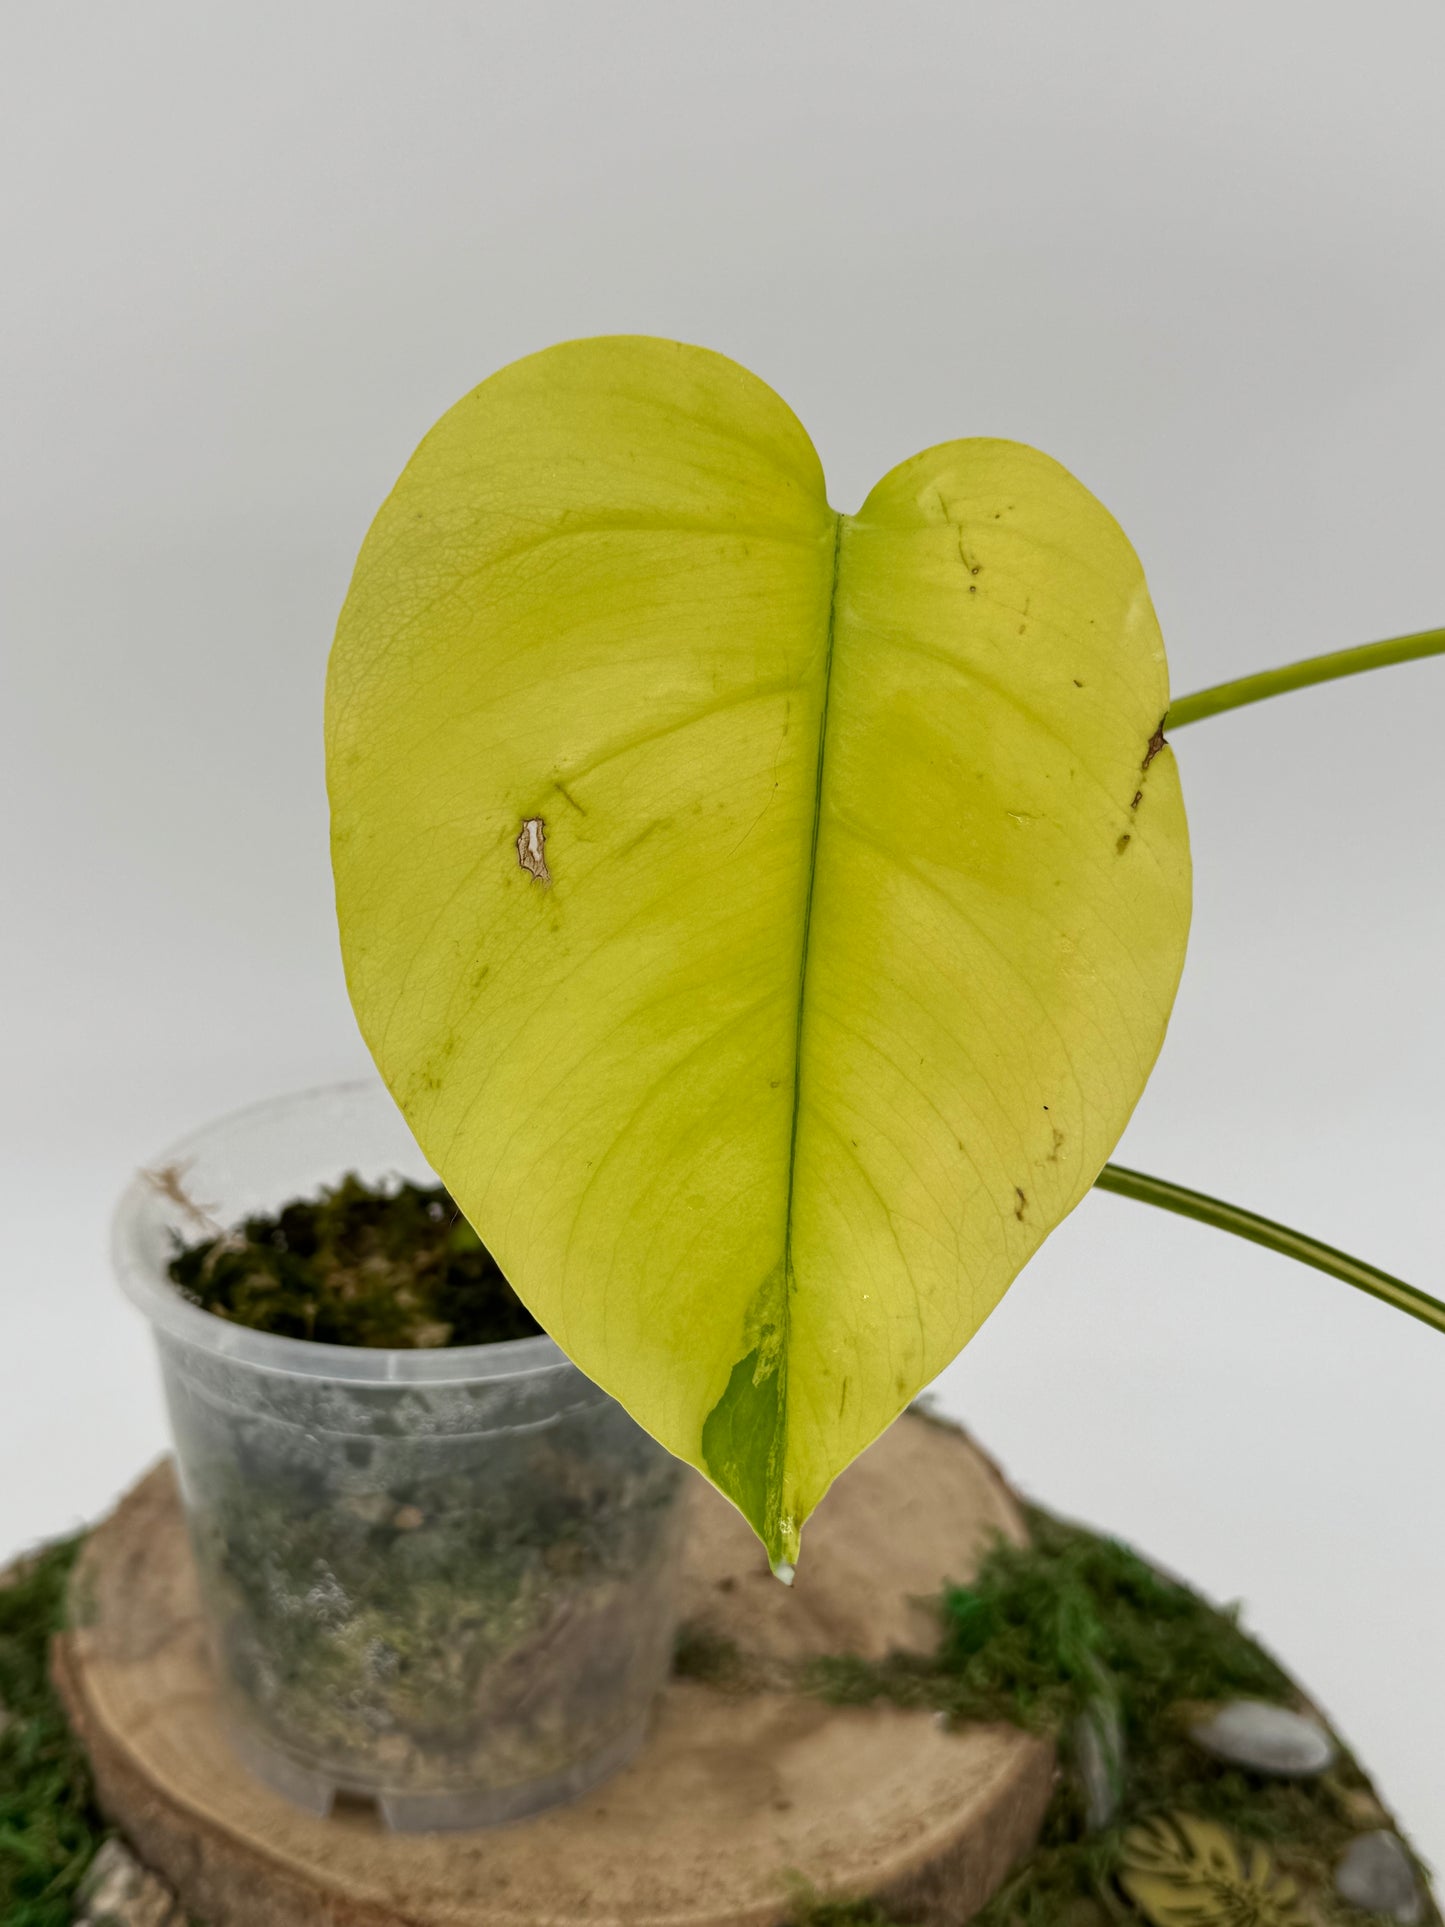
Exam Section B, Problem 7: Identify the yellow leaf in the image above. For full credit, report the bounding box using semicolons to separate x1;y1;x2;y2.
327;337;1191;1570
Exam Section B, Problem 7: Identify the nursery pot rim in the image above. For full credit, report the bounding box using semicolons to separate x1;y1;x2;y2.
111;1080;571;1388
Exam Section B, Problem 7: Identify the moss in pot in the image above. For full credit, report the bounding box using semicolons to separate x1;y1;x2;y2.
167;1172;544;1350
112;1084;692;1834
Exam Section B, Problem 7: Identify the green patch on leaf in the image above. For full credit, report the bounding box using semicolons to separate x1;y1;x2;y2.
701;1264;794;1571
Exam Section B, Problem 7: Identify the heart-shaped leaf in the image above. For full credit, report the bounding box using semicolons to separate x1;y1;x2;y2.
327;337;1191;1571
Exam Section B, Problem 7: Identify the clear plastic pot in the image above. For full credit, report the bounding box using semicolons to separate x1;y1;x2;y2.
112;1082;690;1832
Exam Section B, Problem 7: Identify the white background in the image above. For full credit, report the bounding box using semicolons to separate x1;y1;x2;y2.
4;0;1444;1868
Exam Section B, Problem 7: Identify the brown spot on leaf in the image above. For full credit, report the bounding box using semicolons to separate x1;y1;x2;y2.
516;817;551;884
1141;722;1167;772
1014;1186;1027;1222
1117;832;1132;854
1131;789;1143;812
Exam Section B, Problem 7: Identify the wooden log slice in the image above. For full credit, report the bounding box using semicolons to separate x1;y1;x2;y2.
53;1413;1054;1926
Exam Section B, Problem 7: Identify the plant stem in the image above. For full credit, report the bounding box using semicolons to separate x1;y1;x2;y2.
1094;1163;1445;1337
1166;624;1445;729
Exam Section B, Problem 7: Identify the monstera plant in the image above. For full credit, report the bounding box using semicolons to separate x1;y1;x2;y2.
326;336;1443;1574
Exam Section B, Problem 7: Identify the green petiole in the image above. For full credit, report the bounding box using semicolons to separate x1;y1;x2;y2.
1127;622;1445;1337
1166;624;1445;729
1094;1163;1445;1338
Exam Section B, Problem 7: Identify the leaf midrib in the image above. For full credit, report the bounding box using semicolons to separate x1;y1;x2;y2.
775;509;846;1468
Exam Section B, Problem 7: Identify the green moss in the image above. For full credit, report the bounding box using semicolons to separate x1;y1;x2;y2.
789;1895;896;1925
200;1433;680;1783
167;1173;542;1349
0;1537;104;1927
673;1622;746;1687
797;1504;1438;1927
809;1505;1293;1737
